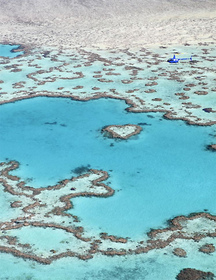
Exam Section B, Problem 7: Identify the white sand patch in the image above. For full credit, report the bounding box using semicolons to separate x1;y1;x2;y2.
179;217;216;236
104;124;142;139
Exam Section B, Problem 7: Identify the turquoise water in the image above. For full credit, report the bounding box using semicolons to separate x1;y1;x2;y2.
0;97;216;238
1;44;216;279
0;44;24;58
1;238;216;280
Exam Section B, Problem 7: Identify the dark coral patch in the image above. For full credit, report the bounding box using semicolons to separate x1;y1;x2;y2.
199;243;215;254
176;268;215;280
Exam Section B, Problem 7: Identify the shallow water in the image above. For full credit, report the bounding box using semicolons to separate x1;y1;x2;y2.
1;239;216;280
1;44;216;279
0;97;216;238
0;44;24;58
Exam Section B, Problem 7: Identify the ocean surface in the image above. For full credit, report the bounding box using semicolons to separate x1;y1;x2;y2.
0;44;24;58
0;44;216;279
1;97;216;238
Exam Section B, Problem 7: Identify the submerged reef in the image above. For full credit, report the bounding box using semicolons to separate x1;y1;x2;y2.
207;144;216;151
102;124;142;139
176;268;215;280
0;43;215;128
0;43;216;264
1;161;216;264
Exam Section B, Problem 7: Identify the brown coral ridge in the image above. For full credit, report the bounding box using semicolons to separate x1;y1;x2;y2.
163;111;216;126
0;160;115;262
0;161;114;204
1;45;216;262
100;233;128;243
176;268;215;280
27;68;84;85
2;161;216;263
147;212;216;243
0;245;94;265
0;46;216;127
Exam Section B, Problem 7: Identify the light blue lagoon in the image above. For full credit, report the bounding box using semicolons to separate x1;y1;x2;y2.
2;246;216;280
1;43;216;280
0;97;216;238
0;44;24;58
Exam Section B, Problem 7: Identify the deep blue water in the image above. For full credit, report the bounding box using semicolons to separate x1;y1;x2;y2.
0;97;216;238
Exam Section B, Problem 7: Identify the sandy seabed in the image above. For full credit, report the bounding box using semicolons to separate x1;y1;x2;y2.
0;0;215;49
